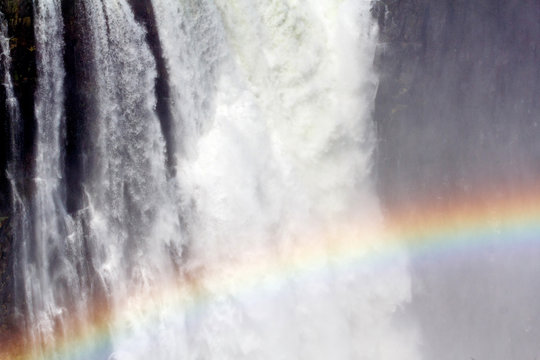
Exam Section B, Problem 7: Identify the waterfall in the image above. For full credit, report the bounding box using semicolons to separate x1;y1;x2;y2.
1;13;20;164
1;12;22;206
74;0;182;298
5;1;418;359
1;12;28;354
12;1;73;356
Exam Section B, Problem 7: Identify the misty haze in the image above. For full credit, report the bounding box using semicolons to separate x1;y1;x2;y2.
0;1;539;359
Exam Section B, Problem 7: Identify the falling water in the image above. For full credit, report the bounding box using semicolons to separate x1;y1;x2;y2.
1;12;22;204
13;1;74;356
75;0;182;298
1;11;28;354
1;13;20;160
6;1;418;359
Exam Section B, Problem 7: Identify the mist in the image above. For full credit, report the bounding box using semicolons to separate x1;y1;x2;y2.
1;1;540;359
373;0;540;358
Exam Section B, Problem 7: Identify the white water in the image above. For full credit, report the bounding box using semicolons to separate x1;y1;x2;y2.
75;0;182;301
12;1;419;359
16;1;73;356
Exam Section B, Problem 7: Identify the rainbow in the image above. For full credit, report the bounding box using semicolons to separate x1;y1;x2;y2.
2;184;540;360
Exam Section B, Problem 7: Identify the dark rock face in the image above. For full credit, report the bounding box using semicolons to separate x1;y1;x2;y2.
0;1;35;353
373;1;540;359
60;0;175;213
61;0;91;214
0;218;18;353
0;0;36;216
127;0;176;174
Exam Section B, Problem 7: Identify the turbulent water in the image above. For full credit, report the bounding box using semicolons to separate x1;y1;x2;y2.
4;1;418;359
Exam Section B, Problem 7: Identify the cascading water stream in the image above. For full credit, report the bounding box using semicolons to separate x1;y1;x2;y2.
74;0;182;298
1;13;23;203
15;1;75;356
6;1;419;359
1;13;20;162
1;12;30;353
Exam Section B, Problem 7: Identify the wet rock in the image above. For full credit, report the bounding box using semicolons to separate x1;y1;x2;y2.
0;217;18;354
0;0;36;216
